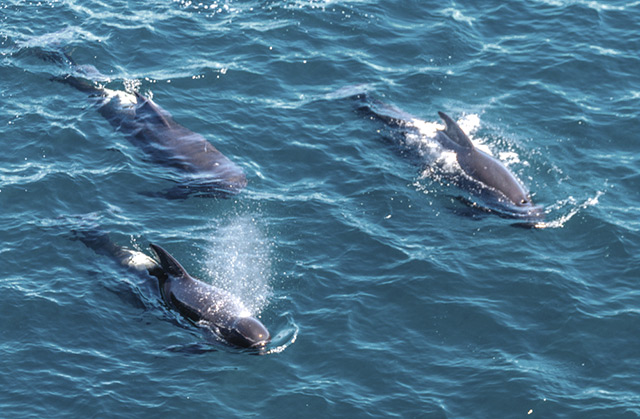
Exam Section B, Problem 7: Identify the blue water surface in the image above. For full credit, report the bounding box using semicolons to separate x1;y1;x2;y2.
1;0;639;417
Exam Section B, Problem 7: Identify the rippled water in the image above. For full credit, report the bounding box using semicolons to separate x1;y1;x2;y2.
1;0;639;417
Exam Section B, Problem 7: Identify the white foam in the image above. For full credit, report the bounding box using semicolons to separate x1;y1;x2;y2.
409;118;442;138
442;7;476;25
103;88;137;106
264;321;299;355
458;113;480;136
536;191;604;229
123;251;158;271
437;150;461;173
499;151;521;166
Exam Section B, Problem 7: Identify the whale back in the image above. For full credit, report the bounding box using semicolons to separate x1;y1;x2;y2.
436;112;537;211
459;149;531;205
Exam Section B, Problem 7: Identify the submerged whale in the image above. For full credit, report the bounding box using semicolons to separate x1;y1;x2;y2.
77;229;270;350
42;49;246;198
353;93;543;222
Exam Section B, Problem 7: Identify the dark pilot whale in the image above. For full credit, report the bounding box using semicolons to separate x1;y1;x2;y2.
149;244;270;350
40;49;246;198
76;229;270;350
353;93;543;223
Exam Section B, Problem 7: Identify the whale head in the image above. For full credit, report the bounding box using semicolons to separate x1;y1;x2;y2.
507;194;545;221
491;192;545;223
220;316;271;350
491;193;546;227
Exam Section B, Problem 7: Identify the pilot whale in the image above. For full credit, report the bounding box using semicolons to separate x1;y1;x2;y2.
353;93;543;222
149;244;270;350
76;229;270;350
42;49;246;198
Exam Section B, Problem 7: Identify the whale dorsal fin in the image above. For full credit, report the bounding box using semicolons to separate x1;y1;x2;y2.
134;91;173;129
149;244;190;278
438;111;474;150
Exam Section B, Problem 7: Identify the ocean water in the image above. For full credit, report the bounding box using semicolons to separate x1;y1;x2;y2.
1;0;639;417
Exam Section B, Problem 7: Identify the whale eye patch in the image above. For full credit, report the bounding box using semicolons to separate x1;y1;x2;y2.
520;199;529;204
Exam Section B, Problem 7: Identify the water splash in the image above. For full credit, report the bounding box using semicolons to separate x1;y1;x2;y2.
264;314;299;355
204;215;272;316
535;191;604;229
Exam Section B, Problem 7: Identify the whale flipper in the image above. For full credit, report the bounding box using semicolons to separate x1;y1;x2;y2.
149;244;189;278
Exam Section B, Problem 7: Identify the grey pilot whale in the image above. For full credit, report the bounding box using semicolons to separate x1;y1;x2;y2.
352;93;544;223
77;229;270;350
38;48;246;199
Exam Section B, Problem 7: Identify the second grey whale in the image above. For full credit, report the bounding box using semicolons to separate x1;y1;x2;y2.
353;93;544;223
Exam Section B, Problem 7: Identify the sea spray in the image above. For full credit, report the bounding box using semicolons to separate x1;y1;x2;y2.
204;215;273;316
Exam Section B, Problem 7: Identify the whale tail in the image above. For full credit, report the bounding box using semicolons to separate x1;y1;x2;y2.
149;244;190;278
